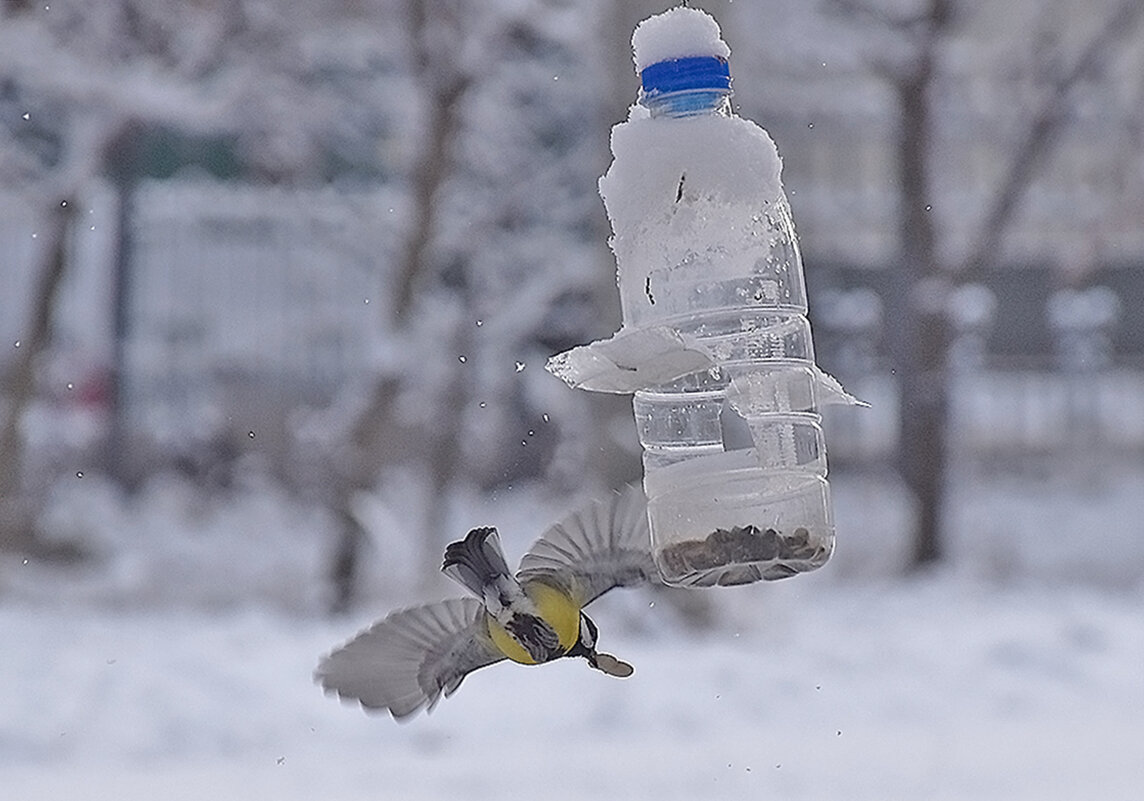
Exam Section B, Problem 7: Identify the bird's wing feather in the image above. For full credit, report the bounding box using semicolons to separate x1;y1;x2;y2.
516;483;659;606
314;597;503;720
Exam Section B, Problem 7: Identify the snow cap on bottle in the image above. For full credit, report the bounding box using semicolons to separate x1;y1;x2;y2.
632;6;731;73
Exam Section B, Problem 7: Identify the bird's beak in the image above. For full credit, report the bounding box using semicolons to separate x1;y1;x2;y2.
589;650;634;678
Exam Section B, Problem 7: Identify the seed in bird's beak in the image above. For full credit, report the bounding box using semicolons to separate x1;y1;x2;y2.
592;651;634;678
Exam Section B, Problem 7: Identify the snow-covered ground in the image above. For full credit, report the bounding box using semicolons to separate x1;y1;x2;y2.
2;467;1143;801
2;575;1141;801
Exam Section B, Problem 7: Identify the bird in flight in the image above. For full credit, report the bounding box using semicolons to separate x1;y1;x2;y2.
315;484;658;720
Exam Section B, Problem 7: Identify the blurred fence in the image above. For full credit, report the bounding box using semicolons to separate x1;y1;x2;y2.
823;366;1144;468
3;179;1143;482
121;180;405;449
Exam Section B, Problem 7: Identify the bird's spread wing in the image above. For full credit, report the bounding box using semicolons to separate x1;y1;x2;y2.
314;597;504;720
516;483;659;606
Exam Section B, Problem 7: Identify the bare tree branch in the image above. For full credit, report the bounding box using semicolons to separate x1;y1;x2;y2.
826;0;941;33
960;0;1144;279
830;0;961;101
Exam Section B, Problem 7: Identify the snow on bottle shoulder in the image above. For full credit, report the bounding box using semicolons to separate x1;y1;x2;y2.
604;7;796;334
548;7;858;588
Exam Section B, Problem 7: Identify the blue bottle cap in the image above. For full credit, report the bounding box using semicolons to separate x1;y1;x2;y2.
640;55;730;97
639;56;731;116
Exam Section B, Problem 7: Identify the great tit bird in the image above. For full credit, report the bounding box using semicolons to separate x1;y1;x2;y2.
315;484;658;720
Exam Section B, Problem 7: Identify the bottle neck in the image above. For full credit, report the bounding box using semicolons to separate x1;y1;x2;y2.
643;90;731;118
639;55;732;118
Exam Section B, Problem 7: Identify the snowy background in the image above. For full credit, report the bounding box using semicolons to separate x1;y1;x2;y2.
2;0;1144;799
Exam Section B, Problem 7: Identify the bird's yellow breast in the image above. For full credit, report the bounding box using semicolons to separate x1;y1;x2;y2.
487;582;581;665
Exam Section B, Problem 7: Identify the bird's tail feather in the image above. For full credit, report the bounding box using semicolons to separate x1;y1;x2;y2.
442;527;511;597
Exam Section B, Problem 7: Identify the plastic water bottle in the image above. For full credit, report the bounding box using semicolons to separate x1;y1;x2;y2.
549;8;849;587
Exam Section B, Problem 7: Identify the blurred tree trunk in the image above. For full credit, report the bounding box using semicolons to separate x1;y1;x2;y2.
104;124;145;489
833;0;1144;571
0;198;77;559
389;0;471;595
326;0;470;613
886;1;950;568
391;5;469;325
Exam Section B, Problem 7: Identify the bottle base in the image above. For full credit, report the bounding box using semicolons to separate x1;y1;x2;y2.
655;523;831;587
644;450;834;587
